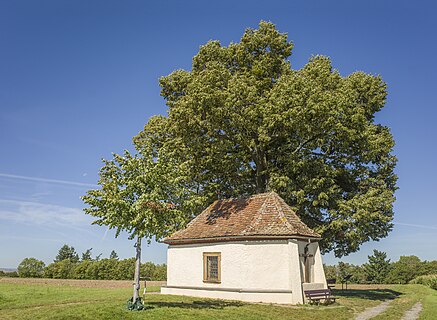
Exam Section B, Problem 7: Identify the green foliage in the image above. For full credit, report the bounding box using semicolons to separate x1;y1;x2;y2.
54;244;79;263
17;258;45;278
323;264;337;280
114;258;136;280
363;250;391;284
410;274;437;290
324;262;366;284
109;250;119;260
420;260;437;275
81;248;93;261
42;258;166;281
326;255;437;284
141;262;167;281
82;149;204;242
153;264;167;281
0;270;18;278
133;21;397;257
45;259;77;279
337;262;366;284
386;255;423;284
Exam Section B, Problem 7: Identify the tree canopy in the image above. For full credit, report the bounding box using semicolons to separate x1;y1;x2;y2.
82;150;204;241
109;250;119;260
81;248;93;261
54;244;79;263
387;255;423;284
363;249;391;284
132;21;397;257
18;258;45;278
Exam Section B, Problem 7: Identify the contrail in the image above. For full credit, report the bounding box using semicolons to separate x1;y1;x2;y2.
396;222;437;230
101;227;110;242
0;173;98;188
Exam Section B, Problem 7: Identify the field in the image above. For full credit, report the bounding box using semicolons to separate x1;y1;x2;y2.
1;278;436;319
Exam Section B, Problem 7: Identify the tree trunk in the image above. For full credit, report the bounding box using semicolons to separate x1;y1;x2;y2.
132;236;141;301
254;146;268;193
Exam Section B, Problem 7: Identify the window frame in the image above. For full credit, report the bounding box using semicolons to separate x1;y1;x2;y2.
203;252;221;283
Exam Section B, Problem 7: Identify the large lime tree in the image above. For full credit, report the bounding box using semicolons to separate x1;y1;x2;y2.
135;21;397;257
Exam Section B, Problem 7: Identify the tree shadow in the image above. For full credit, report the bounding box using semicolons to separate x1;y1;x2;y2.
206;198;249;225
145;299;245;310
333;289;402;301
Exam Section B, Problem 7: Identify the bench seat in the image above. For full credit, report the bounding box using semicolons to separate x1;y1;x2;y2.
304;289;336;304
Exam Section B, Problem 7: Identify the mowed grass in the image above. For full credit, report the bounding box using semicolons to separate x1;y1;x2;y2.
0;281;436;320
332;284;437;320
371;284;437;320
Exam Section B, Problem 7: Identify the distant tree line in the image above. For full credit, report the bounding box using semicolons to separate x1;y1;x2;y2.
324;250;437;286
11;244;166;281
0;270;19;278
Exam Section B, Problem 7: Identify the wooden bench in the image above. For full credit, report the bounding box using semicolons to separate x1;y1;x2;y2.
304;289;336;304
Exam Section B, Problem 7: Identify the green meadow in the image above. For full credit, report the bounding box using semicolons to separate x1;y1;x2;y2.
0;281;436;319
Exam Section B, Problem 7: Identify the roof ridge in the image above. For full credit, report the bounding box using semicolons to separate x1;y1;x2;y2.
273;193;321;238
241;193;270;234
270;192;296;232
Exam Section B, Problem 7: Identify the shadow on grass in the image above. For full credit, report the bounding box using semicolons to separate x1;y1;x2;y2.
145;299;244;310
333;289;402;301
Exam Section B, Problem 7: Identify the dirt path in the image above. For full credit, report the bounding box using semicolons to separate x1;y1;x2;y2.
401;302;422;320
354;300;392;320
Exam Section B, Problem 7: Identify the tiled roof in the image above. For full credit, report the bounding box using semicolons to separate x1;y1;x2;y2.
164;192;320;244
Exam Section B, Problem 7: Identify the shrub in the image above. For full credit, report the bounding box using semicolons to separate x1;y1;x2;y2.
17;258;45;278
43;258;166;280
410;274;437;290
44;260;76;279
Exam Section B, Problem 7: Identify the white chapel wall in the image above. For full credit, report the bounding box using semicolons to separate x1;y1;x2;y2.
164;239;326;304
166;240;293;290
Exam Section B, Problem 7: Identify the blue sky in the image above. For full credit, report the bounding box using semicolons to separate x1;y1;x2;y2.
1;0;436;268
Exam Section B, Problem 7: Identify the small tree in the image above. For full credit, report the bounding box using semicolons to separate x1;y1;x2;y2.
54;244;79;263
109;250;119;260
82;149;202;303
363;250;391;284
17;258;45;278
81;248;93;261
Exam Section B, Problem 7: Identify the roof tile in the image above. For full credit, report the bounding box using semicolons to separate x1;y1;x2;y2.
164;192;320;244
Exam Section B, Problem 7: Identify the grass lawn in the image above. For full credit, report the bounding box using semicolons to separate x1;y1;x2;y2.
0;280;436;319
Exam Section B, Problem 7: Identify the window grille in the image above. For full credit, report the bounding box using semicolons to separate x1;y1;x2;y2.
203;252;221;283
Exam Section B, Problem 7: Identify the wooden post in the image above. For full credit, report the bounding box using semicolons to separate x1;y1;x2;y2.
133;236;141;302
